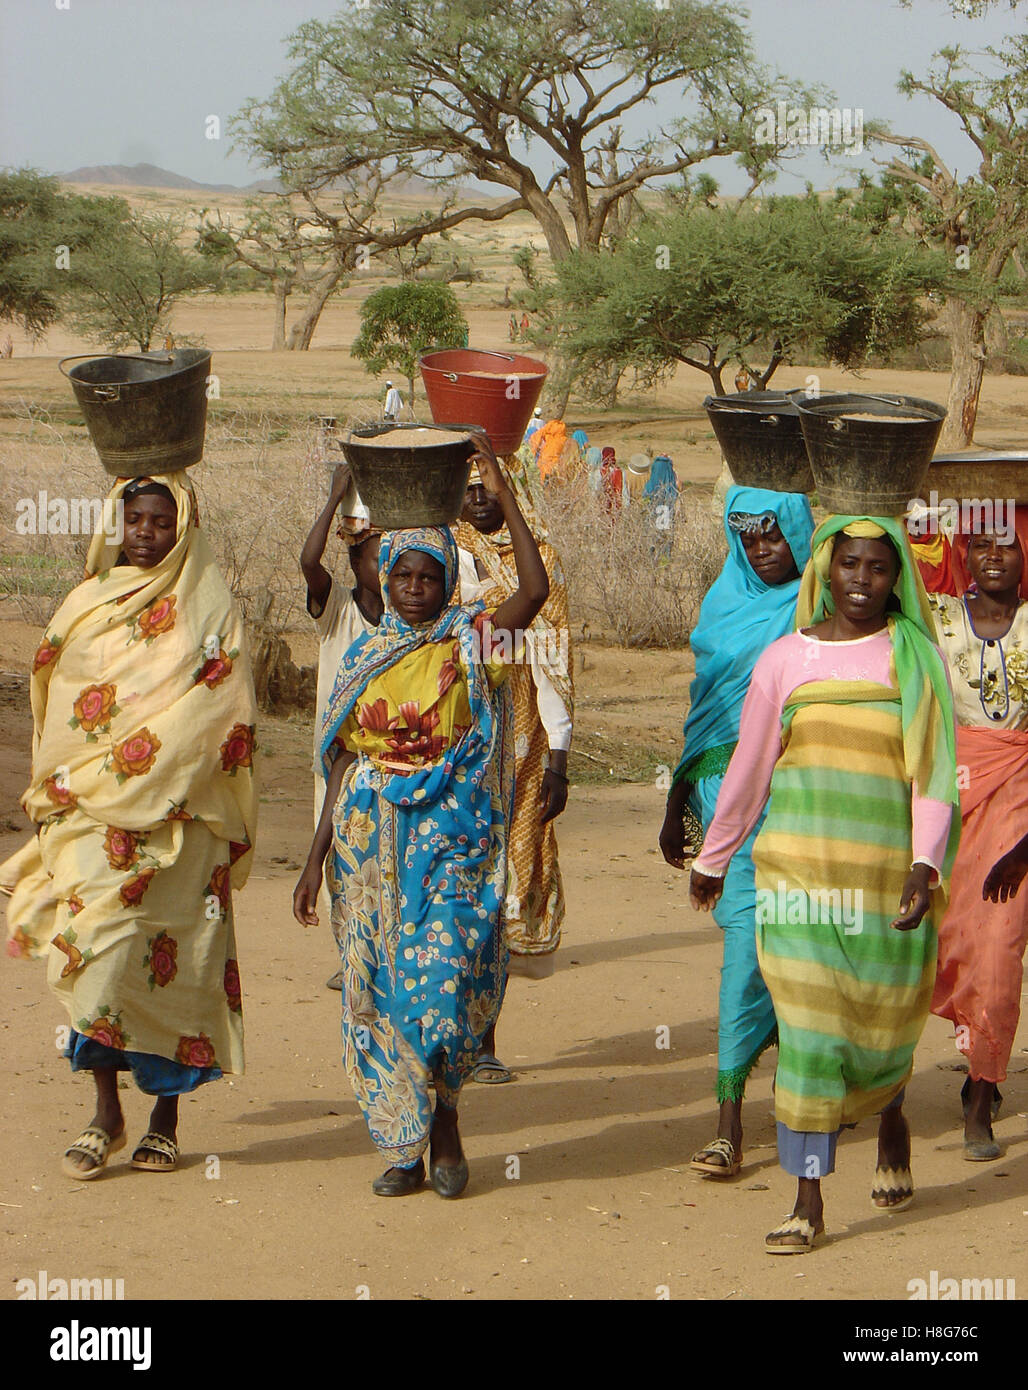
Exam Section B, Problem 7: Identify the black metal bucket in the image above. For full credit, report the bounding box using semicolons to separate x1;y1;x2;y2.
60;349;211;475
704;391;814;493
796;393;946;515
341;423;480;529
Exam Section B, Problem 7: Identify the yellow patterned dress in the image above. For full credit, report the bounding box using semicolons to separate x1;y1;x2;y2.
1;473;258;1090
456;515;573;971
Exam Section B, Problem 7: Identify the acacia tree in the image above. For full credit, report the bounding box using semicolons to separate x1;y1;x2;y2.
62;204;220;351
234;0;822;266
554;196;943;396
352;282;468;406
866;38;1028;446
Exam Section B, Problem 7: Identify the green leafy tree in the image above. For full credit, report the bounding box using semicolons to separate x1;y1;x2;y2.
554;196;943;396
865;38;1028;446
0;168;68;337
352;283;468;406
61;204;220;352
235;0;823;265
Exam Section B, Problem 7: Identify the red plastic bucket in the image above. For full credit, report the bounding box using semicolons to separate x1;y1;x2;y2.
419;349;547;456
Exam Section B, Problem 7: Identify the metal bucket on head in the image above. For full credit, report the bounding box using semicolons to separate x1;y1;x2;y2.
796;393;946;515
704;390;814;493
61;349;212;476
341;423;480;530
420;348;547;455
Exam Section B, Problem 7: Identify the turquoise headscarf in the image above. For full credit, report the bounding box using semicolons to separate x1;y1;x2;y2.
572;429;588;449
643;455;679;505
672;486;815;786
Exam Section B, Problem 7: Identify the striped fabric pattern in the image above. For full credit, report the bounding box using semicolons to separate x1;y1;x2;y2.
754;682;939;1133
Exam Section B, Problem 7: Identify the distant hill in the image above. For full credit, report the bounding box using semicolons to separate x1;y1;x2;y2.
58;162;280;194
56;162;486;202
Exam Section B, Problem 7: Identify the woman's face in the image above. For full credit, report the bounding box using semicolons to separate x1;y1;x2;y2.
740;522;798;586
829;535;900;623
966;532;1022;595
388;549;446;624
121;493;178;568
461;483;504;535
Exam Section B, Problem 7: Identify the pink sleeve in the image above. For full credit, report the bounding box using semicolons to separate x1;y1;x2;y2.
911;792;952;881
692;671;784;878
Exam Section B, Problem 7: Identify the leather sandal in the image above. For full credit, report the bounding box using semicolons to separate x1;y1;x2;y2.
690;1136;741;1178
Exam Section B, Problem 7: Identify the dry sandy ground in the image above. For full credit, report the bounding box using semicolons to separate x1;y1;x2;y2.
2;288;1027;1301
1;644;1026;1303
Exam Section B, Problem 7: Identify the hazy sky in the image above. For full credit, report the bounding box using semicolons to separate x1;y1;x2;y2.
0;0;1023;195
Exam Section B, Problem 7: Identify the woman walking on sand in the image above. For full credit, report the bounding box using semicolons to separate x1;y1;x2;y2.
690;518;959;1252
928;517;1028;1159
292;436;548;1198
2;475;258;1179
661;486;813;1180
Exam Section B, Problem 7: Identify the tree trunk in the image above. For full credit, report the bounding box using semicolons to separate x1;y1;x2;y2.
286;267;344;350
271;282;289;351
938;298;987;449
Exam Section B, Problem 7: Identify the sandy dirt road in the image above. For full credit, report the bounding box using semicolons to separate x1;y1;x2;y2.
1;664;1025;1303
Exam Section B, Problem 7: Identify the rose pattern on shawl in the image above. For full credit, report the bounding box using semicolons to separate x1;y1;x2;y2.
7;927;33;959
175;1033;217;1068
193;646;236;690
164;801;193;822
80;1008;127;1050
70;682;118;735
219;722;255;774
223;959;241;1012
43;776;77;810
32;635;61;674
228;837;251;865
133;595;177;644
206;863;230;915
67;894;84;915
144;930;178;989
119;867;155;908
52;930;83;977
111;728;162;780
103;826;140;871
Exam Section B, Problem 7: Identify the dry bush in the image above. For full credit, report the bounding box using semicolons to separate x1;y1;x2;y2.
0;403;325;638
542;474;726;647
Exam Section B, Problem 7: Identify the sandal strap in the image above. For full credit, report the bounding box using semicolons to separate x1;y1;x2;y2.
768;1214;817;1239
134;1131;178;1159
871;1165;913;1195
695;1136;736;1161
66;1126;115;1160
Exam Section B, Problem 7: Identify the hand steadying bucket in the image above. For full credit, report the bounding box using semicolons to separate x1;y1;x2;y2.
61;349;212;476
